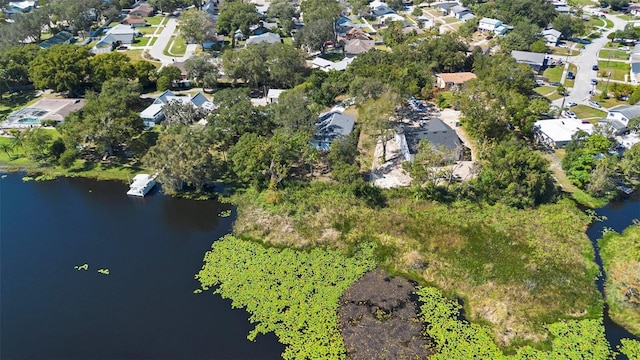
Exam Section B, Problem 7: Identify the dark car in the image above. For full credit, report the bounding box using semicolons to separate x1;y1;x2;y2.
593;65;599;70
567;71;575;79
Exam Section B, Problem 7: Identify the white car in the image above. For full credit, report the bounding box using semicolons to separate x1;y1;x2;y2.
567;102;578;107
564;111;578;119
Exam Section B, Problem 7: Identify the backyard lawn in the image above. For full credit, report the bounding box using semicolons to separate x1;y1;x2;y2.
572;104;607;120
133;37;151;47
137;26;157;35
597;60;630;81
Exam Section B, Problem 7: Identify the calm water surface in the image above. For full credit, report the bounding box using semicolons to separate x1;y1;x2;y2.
0;174;283;359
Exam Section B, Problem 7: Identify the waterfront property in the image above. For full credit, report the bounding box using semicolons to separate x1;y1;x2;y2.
395;119;463;162
310;110;355;150
139;90;214;127
2;98;85;129
534;118;594;149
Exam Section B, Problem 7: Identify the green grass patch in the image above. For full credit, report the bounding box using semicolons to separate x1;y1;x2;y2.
605;18;614;28
550;47;580;56
596;60;630;81
133;37;151;46
617;14;638;21
543;66;564;82
145;16;164;26
148;37;157;46
598;49;629;60
136;26;157;35
599;225;640;337
572;104;607;119
165;35;187;56
282;37;293;45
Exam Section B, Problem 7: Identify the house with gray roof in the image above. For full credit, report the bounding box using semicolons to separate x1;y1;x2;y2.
511;50;548;73
449;5;473;21
91;24;136;54
310;110;356;150
344;38;375;56
606;105;640;126
39;31;74;49
139;90;214;128
542;29;561;47
396;119;463;162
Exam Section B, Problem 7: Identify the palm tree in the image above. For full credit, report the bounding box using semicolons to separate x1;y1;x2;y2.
0;142;13;159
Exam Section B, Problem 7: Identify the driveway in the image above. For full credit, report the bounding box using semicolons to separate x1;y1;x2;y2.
552;14;628;109
148;17;197;66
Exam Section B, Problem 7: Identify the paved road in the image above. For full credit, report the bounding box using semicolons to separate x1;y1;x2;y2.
552;13;628;109
148;17;197;67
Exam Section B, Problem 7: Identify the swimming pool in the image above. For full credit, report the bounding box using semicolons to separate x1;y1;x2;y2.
17;118;41;124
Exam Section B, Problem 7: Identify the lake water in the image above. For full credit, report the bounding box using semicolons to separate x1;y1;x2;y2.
1;174;639;359
0;174;284;359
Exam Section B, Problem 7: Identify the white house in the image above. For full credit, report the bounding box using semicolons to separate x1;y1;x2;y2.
478;18;506;35
449;5;472;20
606;105;640;126
534;118;594;148
139;90;214;128
6;0;36;13
91;24;136;54
245;32;281;45
310;56;355;72
542;29;562;47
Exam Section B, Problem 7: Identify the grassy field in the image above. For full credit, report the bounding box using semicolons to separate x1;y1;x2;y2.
125;49;161;67
543;66;564;82
145;16;165;26
550;47;580;56
232;184;602;346
534;86;562;100
148;37;157;46
572;104;607;119
597;60;630;81
599;225;640;337
599;49;629;60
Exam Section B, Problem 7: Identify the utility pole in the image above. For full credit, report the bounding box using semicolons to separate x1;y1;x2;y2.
604;71;612;98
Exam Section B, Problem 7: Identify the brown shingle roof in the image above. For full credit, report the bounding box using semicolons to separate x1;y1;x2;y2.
436;72;477;84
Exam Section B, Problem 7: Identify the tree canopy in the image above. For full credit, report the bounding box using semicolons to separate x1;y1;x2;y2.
28;44;92;95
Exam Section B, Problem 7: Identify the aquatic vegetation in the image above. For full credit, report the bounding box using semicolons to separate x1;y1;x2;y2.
218;209;231;218
22;176;34;182
74;263;89;271
416;286;638;359
196;235;376;360
97;268;110;275
599;225;640;337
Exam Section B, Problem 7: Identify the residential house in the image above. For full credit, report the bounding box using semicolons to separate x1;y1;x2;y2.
511;50;549;73
202;0;219;20
629;3;640;15
310;110;356;150
344;38;375;56
435;72;477;90
310;56;355;72
630;45;640;84
3;98;85;129
129;2;154;17
6;0;36;14
449;5;473;20
344;27;372;41
121;15;147;27
91;24;137;53
370;0;395;17
542;29;561;47
478;18;507;35
606;105;640;126
245;32;281;45
534;118;594;148
396;119;463;162
139;90;215;128
267;89;286;104
39;31;74;49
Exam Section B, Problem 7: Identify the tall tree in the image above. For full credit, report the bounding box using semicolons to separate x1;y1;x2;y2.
179;8;215;48
272;88;316;135
184;53;218;88
134;60;158;89
359;91;398;161
28;44;92;95
90;52;136;89
267;0;296;34
143;125;220;193
0;44;40;89
156;65;182;91
162;100;210;126
216;1;260;47
403;138;457;187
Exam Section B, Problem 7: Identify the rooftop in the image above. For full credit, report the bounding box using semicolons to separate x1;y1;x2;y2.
436;72;477;84
534;118;594;143
608;105;640;119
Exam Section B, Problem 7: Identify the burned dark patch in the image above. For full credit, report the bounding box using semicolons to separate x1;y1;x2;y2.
338;268;432;359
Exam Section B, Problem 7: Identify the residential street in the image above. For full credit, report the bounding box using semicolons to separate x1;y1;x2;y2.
552;13;628;109
148;16;197;66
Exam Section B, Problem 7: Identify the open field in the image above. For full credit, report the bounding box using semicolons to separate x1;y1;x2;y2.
597;60;630;81
599;49;629;60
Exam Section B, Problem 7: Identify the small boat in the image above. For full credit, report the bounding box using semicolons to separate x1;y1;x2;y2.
615;183;634;195
127;174;157;197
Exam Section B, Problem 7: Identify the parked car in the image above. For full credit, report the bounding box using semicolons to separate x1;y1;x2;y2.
589;100;602;108
592;65;599;71
536;79;545;86
485;35;493;40
568;101;578;107
620;95;630;101
567;71;575;79
117;45;128;50
549;81;561;87
590;78;598;85
564;111;577;119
